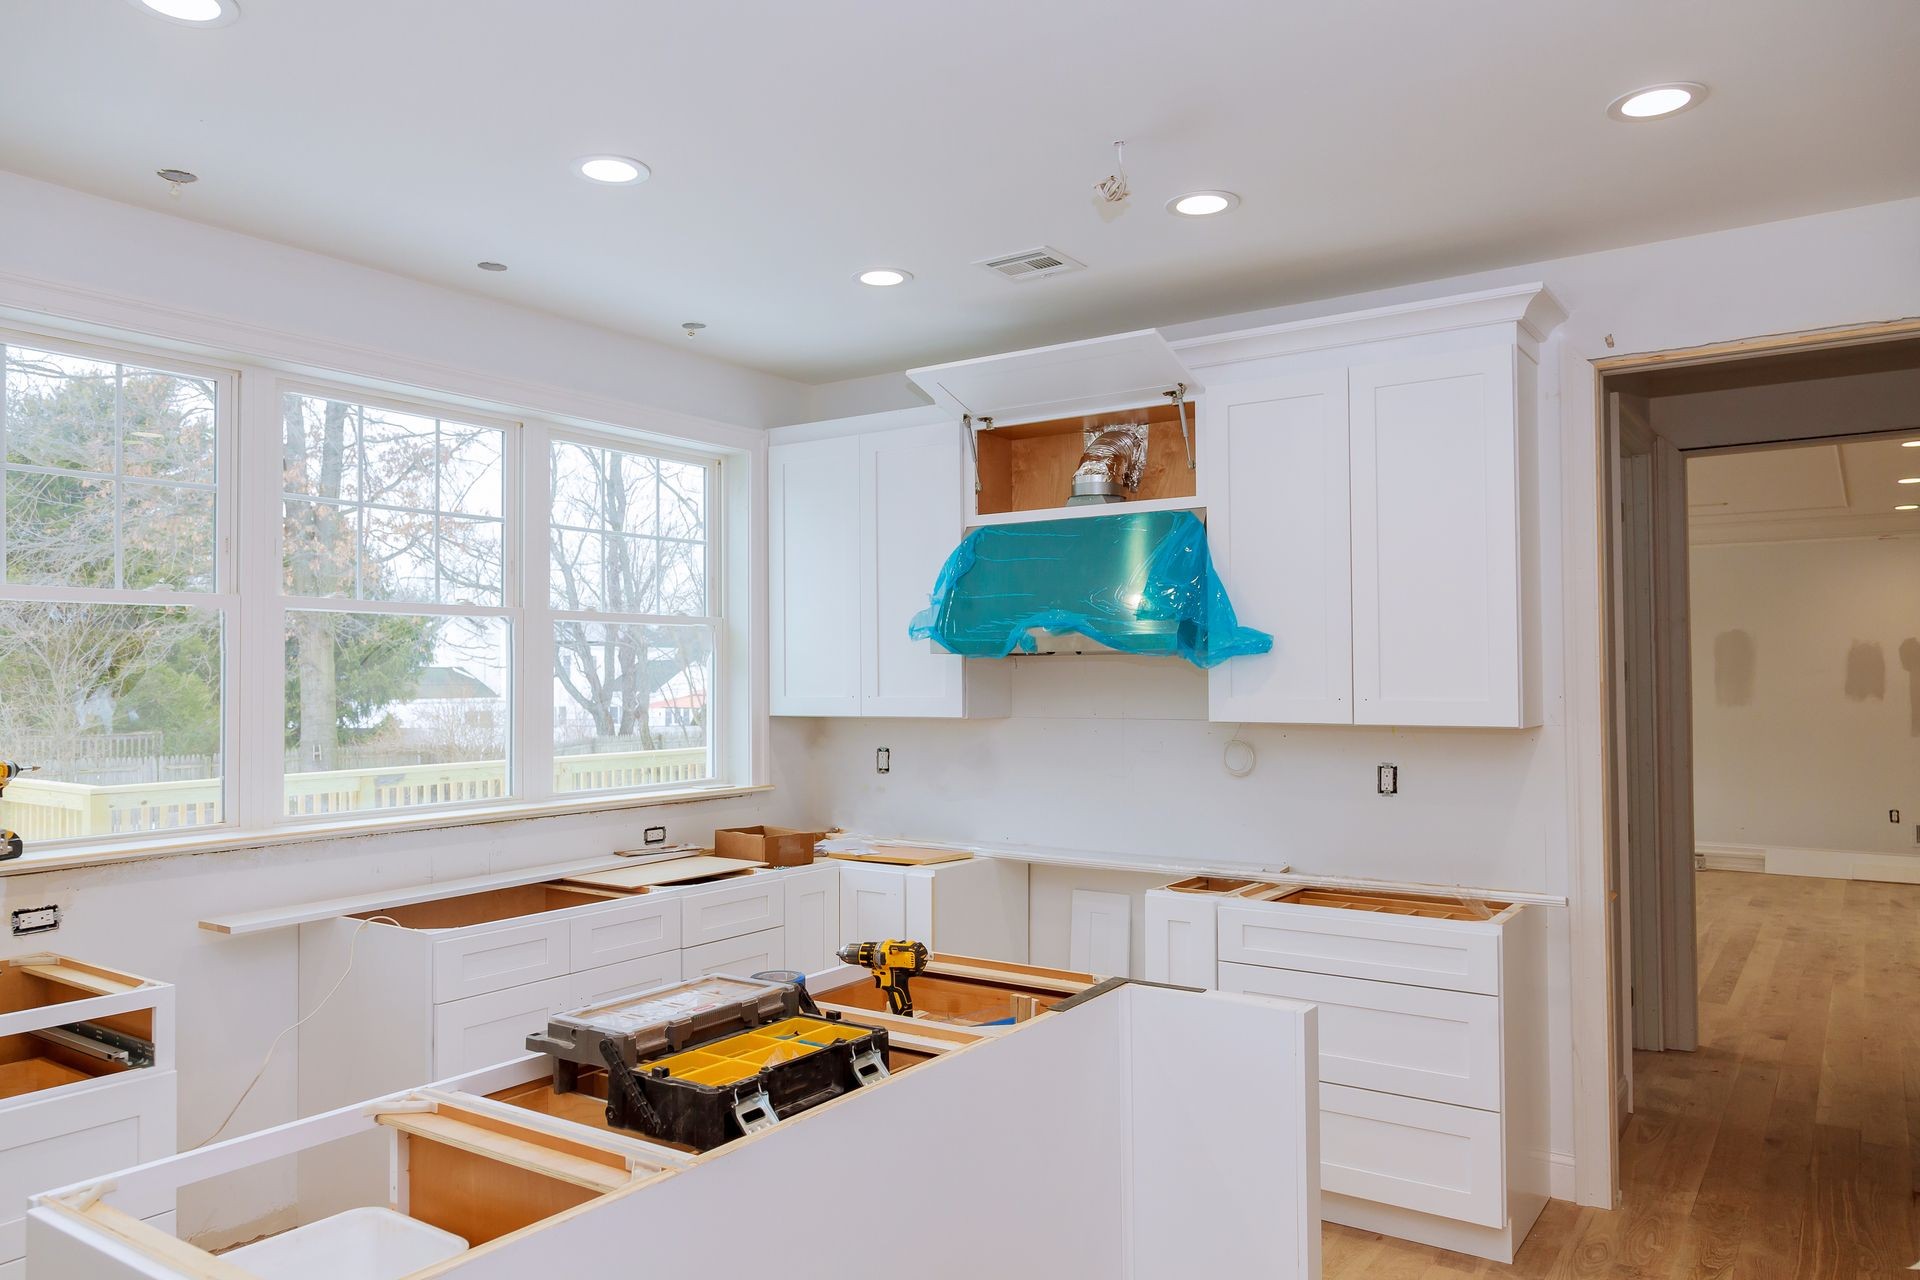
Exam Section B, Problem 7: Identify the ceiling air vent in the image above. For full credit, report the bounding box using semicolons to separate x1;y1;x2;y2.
976;246;1085;282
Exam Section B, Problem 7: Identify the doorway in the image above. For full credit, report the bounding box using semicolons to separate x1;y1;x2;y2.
1600;324;1920;1106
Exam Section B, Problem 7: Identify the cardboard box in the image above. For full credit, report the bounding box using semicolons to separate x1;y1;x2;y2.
714;825;829;867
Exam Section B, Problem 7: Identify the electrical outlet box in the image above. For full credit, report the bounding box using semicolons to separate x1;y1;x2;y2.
11;904;60;936
642;826;667;845
876;747;891;774
1893;810;1902;825
1377;763;1398;796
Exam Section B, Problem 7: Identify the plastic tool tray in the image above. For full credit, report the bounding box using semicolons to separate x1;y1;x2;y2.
527;975;890;1151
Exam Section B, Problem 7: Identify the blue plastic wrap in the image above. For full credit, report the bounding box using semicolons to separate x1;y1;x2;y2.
908;510;1272;669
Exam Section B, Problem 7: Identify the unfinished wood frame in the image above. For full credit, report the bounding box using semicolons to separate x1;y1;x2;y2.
972;401;1198;516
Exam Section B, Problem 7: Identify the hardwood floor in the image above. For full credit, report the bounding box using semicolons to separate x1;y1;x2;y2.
1322;870;1920;1278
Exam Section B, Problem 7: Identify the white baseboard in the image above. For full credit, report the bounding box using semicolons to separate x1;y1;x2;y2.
1695;841;1920;884
1694;843;1765;873
1548;1151;1576;1201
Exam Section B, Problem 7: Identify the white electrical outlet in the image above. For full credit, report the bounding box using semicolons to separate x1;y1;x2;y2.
11;905;60;936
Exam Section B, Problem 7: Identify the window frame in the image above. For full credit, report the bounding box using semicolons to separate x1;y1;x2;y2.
543;426;725;798
274;379;525;824
0;316;751;860
0;325;241;835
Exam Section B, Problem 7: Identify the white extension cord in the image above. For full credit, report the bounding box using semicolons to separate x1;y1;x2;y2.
188;915;399;1151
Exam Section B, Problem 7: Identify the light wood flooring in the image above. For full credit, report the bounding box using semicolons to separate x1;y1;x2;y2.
1323;870;1920;1278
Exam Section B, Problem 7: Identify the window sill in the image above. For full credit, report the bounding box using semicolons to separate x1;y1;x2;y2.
0;782;773;878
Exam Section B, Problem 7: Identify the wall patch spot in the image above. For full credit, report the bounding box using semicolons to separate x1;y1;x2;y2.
1844;640;1887;701
1713;630;1756;707
1900;638;1920;736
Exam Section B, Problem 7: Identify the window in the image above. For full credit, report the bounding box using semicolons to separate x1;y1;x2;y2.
282;391;512;818
0;337;228;842
0;319;740;855
550;439;716;790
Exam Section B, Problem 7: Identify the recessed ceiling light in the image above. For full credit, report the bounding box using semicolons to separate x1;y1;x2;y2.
576;156;650;185
857;269;912;287
126;0;240;26
1167;191;1241;217
681;322;707;338
477;261;507;272
155;168;198;186
1608;83;1706;121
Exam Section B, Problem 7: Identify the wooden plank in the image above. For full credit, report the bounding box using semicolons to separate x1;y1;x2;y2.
59;1200;256;1280
376;1110;632;1193
561;855;764;892
197;854;638;935
827;846;973;866
927;957;1094;993
13;959;142;996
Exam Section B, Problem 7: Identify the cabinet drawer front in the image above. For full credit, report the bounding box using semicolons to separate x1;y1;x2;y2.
1217;903;1500;995
681;928;785;982
569;897;680;971
1218;963;1501;1109
432;975;573;1077
431;920;571;1003
680;878;784;948
1321;1084;1505;1228
572;952;683;1007
0;1070;176;1264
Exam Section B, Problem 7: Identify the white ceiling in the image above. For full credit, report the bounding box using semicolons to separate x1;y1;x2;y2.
4;1;1918;384
1689;435;1920;543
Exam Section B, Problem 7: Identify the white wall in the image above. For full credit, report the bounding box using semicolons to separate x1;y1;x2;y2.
1691;536;1920;863
0;170;810;434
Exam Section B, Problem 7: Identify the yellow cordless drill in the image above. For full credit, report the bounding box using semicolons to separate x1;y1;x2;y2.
836;939;929;1017
0;761;39;861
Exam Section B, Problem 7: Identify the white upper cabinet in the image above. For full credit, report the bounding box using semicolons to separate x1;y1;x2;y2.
768;434;862;715
769;418;1008;718
859;422;975;716
1350;346;1525;727
1205;370;1353;725
1192;283;1562;729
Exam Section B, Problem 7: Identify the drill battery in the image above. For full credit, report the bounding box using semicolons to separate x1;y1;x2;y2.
527;974;890;1151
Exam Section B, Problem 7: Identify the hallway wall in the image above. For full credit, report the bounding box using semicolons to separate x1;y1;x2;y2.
1691;535;1920;871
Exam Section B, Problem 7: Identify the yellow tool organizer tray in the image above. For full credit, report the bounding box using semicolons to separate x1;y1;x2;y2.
646;1016;873;1087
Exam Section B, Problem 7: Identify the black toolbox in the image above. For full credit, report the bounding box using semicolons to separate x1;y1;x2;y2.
526;974;890;1151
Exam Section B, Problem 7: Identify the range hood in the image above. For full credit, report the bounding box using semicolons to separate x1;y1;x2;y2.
908;511;1270;669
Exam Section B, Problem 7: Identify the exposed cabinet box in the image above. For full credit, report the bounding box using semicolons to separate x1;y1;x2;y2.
769;422;1008;718
0;956;175;1275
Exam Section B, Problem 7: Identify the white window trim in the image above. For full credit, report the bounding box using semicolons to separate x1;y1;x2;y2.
541;425;726;799
0;315;755;869
0;325;242;833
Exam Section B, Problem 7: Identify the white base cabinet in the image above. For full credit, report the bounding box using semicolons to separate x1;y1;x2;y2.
1149;881;1550;1263
0;957;175;1276
834;856;1029;961
294;862;840;1118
